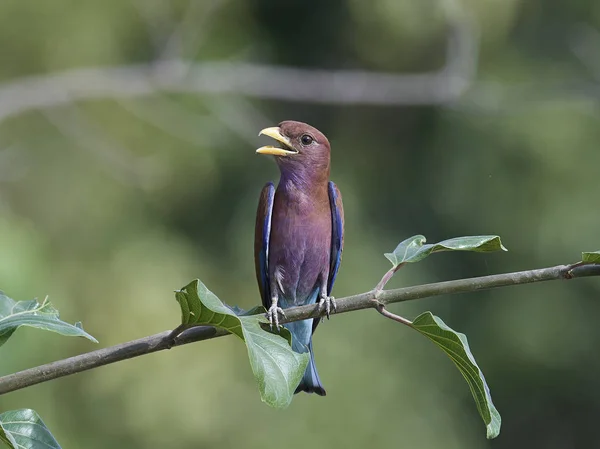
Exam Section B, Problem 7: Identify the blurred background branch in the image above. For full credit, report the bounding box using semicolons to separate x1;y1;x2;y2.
0;0;477;126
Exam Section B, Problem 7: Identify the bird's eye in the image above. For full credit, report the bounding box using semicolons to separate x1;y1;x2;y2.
300;134;313;146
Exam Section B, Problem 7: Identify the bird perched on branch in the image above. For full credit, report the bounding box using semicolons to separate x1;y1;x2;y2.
254;121;344;396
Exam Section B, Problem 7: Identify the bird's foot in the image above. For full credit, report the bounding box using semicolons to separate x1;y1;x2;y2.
266;304;286;331
318;295;337;320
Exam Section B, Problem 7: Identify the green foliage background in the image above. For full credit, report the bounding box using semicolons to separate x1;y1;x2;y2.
1;0;599;447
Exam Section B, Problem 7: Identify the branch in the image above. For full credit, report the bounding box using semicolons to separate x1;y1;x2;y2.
0;262;597;396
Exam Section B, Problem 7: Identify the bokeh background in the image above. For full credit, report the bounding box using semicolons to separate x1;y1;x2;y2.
1;0;600;447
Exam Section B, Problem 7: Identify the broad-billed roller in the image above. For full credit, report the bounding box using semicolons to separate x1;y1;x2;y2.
254;121;344;396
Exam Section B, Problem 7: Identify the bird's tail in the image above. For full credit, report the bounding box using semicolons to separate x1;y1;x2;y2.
285;319;326;396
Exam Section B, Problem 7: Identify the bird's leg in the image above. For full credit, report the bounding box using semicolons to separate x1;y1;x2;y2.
318;283;337;320
266;294;286;330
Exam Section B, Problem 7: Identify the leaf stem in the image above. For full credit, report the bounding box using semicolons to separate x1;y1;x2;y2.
374;302;413;326
0;261;598;396
166;323;190;347
375;263;405;293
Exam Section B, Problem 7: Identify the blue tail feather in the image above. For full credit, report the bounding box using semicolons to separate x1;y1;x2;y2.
295;340;326;396
284;318;326;396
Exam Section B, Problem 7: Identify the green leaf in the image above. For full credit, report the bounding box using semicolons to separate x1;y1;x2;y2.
175;280;309;408
385;235;507;268
0;293;98;348
0;409;61;449
582;251;600;263
411;312;501;439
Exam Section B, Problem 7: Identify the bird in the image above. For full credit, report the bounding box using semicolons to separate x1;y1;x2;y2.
254;120;344;396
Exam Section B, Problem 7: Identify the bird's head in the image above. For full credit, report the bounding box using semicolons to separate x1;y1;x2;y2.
256;121;331;180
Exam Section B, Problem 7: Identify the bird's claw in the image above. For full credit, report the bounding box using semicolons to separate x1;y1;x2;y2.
266;305;286;331
319;295;337;320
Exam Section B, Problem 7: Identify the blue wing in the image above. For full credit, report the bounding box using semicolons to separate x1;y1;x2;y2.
254;182;275;310
327;181;344;296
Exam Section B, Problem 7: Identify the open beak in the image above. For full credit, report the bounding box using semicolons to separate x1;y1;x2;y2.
256;127;298;156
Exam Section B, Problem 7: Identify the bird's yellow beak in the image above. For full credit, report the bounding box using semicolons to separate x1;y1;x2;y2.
256;127;298;156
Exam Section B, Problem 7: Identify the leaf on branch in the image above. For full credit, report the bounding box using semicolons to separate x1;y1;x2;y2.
411;312;501;439
385;235;507;268
0;293;98;348
0;409;61;449
582;251;600;263
175;280;309;408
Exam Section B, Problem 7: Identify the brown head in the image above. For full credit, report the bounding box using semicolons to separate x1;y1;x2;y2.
256;121;331;184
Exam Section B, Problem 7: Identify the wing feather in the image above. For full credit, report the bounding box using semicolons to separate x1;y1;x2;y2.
254;182;275;310
327;181;344;295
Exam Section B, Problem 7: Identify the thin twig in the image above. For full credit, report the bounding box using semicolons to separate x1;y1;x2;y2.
0;262;597;396
570;24;600;80
131;0;176;56
374;302;413;326
158;0;227;62
375;263;405;293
